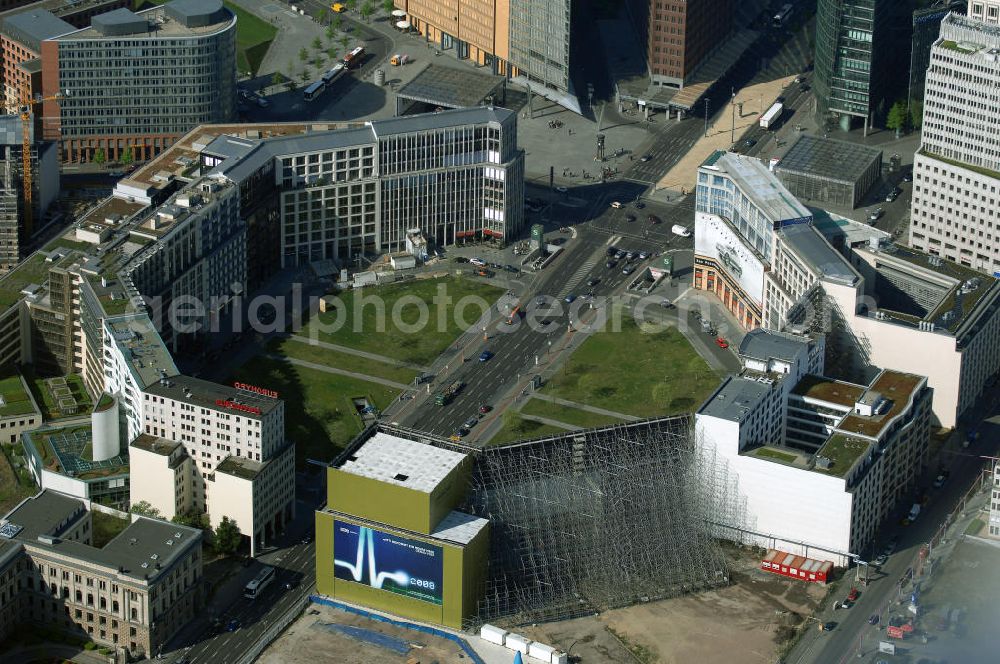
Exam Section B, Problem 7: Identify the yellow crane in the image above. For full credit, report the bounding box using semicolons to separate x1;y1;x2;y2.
19;87;66;240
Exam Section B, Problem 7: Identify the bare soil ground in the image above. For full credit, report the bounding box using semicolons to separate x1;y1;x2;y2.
257;603;467;664
522;549;830;664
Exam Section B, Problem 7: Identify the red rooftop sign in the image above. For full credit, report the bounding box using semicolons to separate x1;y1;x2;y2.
233;382;279;399
216;400;262;416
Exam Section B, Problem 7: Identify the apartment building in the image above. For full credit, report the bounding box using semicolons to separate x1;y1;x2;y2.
0;7;72;112
0;489;203;658
645;0;735;88
38;0;236;163
135;375;294;555
0;115;59;270
696;329;931;566
396;0;577;111
908;13;1000;273
969;0;1000;22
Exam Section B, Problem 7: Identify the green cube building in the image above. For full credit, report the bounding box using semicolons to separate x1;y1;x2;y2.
315;431;489;628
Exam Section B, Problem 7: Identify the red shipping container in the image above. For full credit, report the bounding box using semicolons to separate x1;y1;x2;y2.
760;549;834;584
887;626;904;639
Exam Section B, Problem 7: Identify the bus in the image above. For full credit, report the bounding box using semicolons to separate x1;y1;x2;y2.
322;63;346;85
773;3;793;27
303;80;326;102
244;565;275;599
343;46;365;69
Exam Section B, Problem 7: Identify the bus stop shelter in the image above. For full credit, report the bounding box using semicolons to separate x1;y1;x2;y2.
395;65;507;116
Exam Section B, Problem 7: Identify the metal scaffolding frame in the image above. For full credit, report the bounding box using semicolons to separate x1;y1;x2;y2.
463;416;731;626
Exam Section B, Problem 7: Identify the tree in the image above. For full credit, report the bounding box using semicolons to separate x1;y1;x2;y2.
360;1;374;22
382;0;395;15
172;511;210;532
298;46;309;62
340;35;350;51
326;24;337;41
312;36;323;52
299;69;311;83
316;8;327;25
327;47;339;62
130;500;161;519
910;99;923;130
271;71;284;88
213;516;241;556
345;0;357;10
885;100;908;138
92;148;106;166
121;146;133;166
331;15;343;31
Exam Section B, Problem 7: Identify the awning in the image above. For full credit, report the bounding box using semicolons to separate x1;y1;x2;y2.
391;9;406;17
396;20;411;29
483;229;504;238
456;230;476;238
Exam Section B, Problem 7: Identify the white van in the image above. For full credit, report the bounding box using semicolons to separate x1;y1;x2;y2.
908;503;921;521
671;224;691;238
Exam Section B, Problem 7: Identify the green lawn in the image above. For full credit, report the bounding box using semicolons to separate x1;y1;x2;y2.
0;449;33;517
91;511;130;548
22;370;92;421
304;277;505;365
488;413;567;446
519;398;621;429
0;374;35;417
230;356;401;466
138;1;277;75
270;337;419;385
541;316;720;418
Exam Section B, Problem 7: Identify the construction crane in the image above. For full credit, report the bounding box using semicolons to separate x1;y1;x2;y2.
19;87;67;241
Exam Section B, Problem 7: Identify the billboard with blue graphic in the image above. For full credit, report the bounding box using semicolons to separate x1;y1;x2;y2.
333;520;443;605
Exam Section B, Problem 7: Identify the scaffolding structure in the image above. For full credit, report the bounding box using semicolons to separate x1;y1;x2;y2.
464;416;731;626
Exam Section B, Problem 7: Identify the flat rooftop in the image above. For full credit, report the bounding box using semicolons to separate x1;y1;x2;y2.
430;510;489;545
777;135;882;183
792;375;866;408
738;328;812;363
700;151;812;223
24;420;129;481
0;373;37;419
0;9;74;51
780;222;860;286
216;455;264;481
396;64;506;110
812;434;872;478
839;371;924;438
144;374;282;419
131;433;183;457
339;432;467;493
697;374;777;422
55;1;234;40
105;315;178;390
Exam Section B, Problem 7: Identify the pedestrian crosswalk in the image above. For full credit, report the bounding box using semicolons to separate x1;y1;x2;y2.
557;254;600;298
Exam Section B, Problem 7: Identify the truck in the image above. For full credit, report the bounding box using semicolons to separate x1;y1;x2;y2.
760;102;784;130
434;380;464;406
671;224;691;237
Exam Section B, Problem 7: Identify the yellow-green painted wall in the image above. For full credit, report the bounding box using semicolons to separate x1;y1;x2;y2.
315;509;489;629
328;468;433;534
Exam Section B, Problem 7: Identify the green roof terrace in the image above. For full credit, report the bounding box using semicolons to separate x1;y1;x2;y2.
792;374;865;408
812;434;872;478
839;371;924;438
0;373;38;418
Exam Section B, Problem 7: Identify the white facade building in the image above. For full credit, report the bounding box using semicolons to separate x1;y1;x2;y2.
134;375;294;555
969;1;1000;23
989;458;1000;538
696;330;931;566
909;13;1000;272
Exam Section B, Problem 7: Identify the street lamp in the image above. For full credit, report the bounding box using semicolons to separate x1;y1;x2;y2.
704;98;711;137
730;88;737;144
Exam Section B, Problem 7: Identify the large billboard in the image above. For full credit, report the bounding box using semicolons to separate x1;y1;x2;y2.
333;520;443;605
694;212;766;309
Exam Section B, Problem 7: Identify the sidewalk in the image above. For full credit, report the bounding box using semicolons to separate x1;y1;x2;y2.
269;354;413;390
286;334;428;371
530;392;640;421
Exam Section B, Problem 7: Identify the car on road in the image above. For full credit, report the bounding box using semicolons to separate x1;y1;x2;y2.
640;154;652;162
227;619;241;632
932;473;947;488
744;138;757;148
647;214;661;224
799;84;810;93
607;246;618;257
868;614;880;625
611;201;623;209
902;172;913;182
638;250;649;260
478;350;493;362
479;403;492;414
847;587;859;602
622;266;634;275
606;259;618;269
884;535;899;553
505;264;519;273
869;207;884;221
716;337;729;349
555;186;568;193
885;187;902;202
464;416;479;429
625;214;636;222
284;579;300;590
873;553;889;567
587;277;600;286
820;621;837;632
661;299;675;309
564;294;576;303
626;251;636;261
454;428;469;438
470;257;486;266
615;249;626;259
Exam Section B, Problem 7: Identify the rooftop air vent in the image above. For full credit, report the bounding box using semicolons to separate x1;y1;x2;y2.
393;473;409;482
166;539;174;546
129;538;137;545
150;554;159;561
815;456;832;470
140;562;148;569
174;532;182;538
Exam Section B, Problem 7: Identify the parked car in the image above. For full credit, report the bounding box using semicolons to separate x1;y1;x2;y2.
555;186;568;193
227;619;241;632
869;207;884;221
640;154;652;162
647;214;661;224
820;622;836;632
453;428;468;438
847;587;859;602
505;264;519;273
470;257;486;266
587;277;600;286
638;250;650;260
564;294;576;303
902;172;913;182
478;404;492;414
716;337;729;349
932;474;946;488
626;251;636;261
744;138;757;148
464;416;479;429
611;201;623;209
885;187;902;202
607;246;619;257
615;250;626;259
622;266;634;275
606;260;618;269
455;256;470;263
868;614;880;625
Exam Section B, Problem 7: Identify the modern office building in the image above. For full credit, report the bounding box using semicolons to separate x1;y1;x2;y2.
774;135;883;209
38;0;237;163
134;375;294;555
909;13;1000;274
316;430;490;629
396;0;577;111
969;0;1000;22
0;489;204;659
696;329;931;566
0;115;59;270
645;0;735;88
908;1;967;110
693;151;1000;429
813;0;906;131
